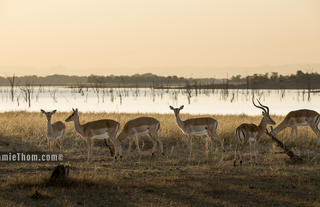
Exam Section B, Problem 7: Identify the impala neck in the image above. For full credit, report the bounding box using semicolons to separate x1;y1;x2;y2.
174;113;185;131
272;121;286;134
73;116;84;135
117;131;126;142
46;118;53;135
258;117;268;136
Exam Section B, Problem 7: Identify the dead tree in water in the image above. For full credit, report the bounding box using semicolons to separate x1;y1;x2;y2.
7;74;16;102
20;82;34;107
265;127;303;163
185;81;192;104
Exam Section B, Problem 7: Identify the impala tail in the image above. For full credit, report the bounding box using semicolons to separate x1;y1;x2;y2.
315;114;320;127
235;127;244;144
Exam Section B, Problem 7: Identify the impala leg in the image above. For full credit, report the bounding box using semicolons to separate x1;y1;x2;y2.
86;139;92;162
48;139;51;152
60;139;63;152
148;133;157;156
188;135;193;159
51;140;54;152
55;139;59;152
90;139;94;161
50;140;54;152
290;128;294;140
239;144;245;166
152;132;164;156
234;143;239;166
290;127;297;141
254;141;258;165
127;137;134;158
59;130;65;152
209;135;214;153
108;138;117;159
111;136;122;160
134;136;141;161
249;141;257;165
155;133;164;156
249;141;253;164
54;139;58;152
211;131;225;152
105;138;115;157
156;134;164;156
56;139;62;152
207;132;214;153
204;135;210;159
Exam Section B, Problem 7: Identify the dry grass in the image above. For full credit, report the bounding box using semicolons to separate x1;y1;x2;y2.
0;112;320;207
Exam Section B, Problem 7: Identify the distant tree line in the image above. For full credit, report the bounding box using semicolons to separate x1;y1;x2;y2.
87;73;190;88
0;70;320;89
0;75;87;86
229;70;320;89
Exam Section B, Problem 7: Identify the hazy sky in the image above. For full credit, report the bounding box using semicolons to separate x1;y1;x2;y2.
0;0;319;78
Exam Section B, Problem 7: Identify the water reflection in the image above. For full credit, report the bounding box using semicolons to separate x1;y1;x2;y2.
0;86;319;115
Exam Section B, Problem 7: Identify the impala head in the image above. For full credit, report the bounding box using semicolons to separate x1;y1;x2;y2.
41;109;57;121
252;98;276;125
65;108;79;122
104;139;115;157
169;105;184;116
117;130;126;142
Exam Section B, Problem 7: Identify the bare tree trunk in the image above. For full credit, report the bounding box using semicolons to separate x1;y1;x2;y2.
7;74;15;102
266;127;303;163
20;82;34;107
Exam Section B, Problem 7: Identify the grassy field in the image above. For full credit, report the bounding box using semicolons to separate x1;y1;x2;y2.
0;112;320;207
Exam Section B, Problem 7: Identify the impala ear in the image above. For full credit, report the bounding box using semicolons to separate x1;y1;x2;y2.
169;106;174;110
75;108;78;112
52;110;57;114
179;105;184;110
40;109;45;114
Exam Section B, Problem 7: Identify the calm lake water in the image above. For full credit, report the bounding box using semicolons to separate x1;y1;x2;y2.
0;86;319;115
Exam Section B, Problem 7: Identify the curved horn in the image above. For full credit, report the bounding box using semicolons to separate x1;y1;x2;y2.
252;97;266;113
256;99;269;113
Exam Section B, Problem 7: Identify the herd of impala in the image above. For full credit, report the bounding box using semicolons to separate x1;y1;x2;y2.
41;98;320;165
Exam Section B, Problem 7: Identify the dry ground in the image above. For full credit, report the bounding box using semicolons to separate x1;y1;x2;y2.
0;112;320;207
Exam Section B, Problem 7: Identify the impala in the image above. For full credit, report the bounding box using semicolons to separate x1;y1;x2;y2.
117;117;163;160
65;108;122;161
169;105;224;158
272;109;320;145
41;109;66;152
234;99;275;166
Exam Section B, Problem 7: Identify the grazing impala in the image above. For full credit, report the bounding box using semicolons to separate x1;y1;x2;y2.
234;99;276;166
272;109;320;145
65;108;122;161
169;105;224;158
41;109;66;152
117;117;163;160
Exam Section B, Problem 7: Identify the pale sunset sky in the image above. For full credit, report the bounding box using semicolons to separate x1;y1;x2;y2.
0;0;319;78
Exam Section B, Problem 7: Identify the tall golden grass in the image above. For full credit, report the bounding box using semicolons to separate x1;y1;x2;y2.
0;111;318;153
